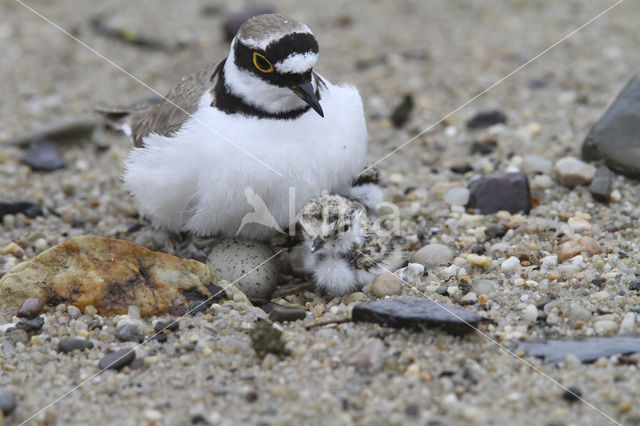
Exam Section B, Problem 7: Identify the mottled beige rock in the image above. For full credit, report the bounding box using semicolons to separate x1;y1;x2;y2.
578;236;601;255
556;237;601;263
370;273;403;297
0;236;217;317
556;240;584;263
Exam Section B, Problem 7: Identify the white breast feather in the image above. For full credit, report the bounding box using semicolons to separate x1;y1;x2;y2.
123;76;367;240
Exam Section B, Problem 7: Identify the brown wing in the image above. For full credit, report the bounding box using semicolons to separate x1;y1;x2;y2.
128;61;222;147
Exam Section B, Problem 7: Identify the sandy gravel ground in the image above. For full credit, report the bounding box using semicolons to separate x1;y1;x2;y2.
1;1;640;425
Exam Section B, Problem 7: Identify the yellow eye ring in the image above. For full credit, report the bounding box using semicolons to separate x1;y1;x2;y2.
253;52;274;73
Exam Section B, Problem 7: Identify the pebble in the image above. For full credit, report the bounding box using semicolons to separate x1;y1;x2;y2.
459;292;478;305
67;305;81;319
522;154;552;174
5;328;29;344
189;300;211;315
568;304;591;326
582;72;640;178
268;306;307;322
154;319;179;333
390;94;414;128
22;138;66;171
620;313;635;332
554;157;596;187
99;348;136;370
594;320;618;335
466;254;492;267
501;256;520;272
117;324;143;343
467;172;531;214
57;338;94;353
443;187;470;206
16;298;44;319
556;240;583;263
343;292;367;305
346;339;386;374
523;304;538;322
411;244;454;266
403;263;424;282
15;316;44;332
370;273;403;297
466;110;507;129
0;200;44;218
562;386;582;402
588;167;612;202
0;389;16;416
557;237;601;262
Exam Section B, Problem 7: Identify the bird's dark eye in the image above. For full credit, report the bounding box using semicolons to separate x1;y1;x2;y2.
339;223;350;233
253;52;274;73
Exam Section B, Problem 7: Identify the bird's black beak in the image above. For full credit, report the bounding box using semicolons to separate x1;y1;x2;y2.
311;237;325;253
290;81;324;117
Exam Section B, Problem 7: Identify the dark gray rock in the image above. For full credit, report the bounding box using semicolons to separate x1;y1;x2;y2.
521;337;640;364
268;306;307;322
470;139;497;155
467;172;531;214
582;73;640;178
0;389;17;416
116;324;143;343
189;300;211;315
57;338;94;353
17;298;44;319
351;299;484;335
390;94;414;128
588;167;612;203
466;110;507;129
0;200;44;218
22;139;66;171
154;319;179;333
223;6;275;41
563;386;582;402
15;316;44;332
5;328;29;344
99;348;136;370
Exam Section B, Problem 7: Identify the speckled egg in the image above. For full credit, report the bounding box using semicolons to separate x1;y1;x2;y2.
206;238;279;299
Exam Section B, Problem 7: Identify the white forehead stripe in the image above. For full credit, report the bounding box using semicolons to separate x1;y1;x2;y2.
275;51;318;74
239;24;312;51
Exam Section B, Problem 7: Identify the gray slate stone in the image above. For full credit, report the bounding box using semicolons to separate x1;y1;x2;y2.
0;389;17;415
351;299;484;335
116;324;143;343
467;172;531;214
99;348;136;370
268;306;306;322
521;337;640;364
57;338;94;353
588;167;612;203
582;73;640;178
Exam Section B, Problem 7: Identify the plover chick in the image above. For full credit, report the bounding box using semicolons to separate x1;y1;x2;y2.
97;14;375;240
298;192;404;296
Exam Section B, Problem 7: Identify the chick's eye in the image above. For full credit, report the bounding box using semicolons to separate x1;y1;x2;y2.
253;52;274;73
338;223;350;233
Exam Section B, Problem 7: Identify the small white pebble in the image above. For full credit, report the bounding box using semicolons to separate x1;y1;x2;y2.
501;256;520;272
523;304;538;322
611;189;621;202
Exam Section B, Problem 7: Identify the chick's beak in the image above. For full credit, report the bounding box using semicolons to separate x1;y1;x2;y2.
311;237;325;253
290;81;324;117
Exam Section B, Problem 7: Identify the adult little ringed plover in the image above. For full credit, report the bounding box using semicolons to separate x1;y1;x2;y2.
98;14;376;240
